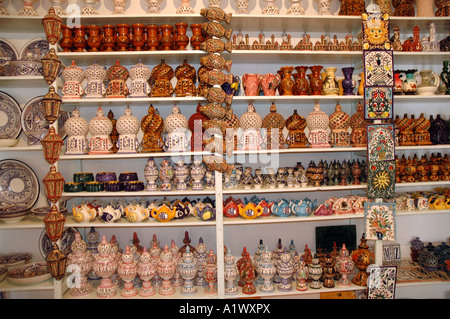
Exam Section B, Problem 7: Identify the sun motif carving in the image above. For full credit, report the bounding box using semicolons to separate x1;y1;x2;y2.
372;170;391;190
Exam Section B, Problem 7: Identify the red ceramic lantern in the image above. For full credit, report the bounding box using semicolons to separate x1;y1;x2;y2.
42;7;63;45
46;243;67;280
41;48;62;85
43;165;65;204
43;205;66;243
42;86;62;124
41;126;63;165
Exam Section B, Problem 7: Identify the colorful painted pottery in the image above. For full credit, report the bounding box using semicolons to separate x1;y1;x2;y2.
414;70;441;95
72;25;87;52
117;246;138;297
129;59;151;98
137;247;156;297
393;0;415;16
285;109;307;148
125;204;150;223
190;159;206;190
349;102;368;147
296;257;309;291
194;238;208;286
158;159;174;191
276;248;294;291
308;258;323;288
178;246;198;294
224;249;239;295
67;232;94;297
261;73;281;96
335;244;354;286
430;114;448;144
157;245;177;295
150;59;174;97
278;66;295;95
101;24;116;51
242;73;262;96
106;60;129;98
174;59;197;97
238;104;264;151
306;102;331;148
351;234;374;286
329;103;350;147
309;65;324;95
131;23;145;50
322;67;340;95
140;105;164;153
88;107;114;155
98;205;122;223
239;255;257;294
202;250;217;294
190;24;204;50
93;236;118;298
293;66;309;95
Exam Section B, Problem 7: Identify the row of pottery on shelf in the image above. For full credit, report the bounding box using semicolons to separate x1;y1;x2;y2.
395;189;450;211
410;237;449;273
59;22;207;52
393;65;449;96
395;113;449;146
395;152;450;183
72;196;216;223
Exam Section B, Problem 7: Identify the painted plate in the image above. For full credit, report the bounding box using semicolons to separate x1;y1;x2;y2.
39;227;77;258
0;252;32;270
0;38;18;68
0;159;39;210
21;95;69;145
0;91;22;139
20;38;49;61
7;261;51;285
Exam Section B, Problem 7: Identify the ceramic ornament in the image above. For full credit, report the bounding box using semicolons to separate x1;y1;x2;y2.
367;266;397;299
364;202;397;242
364;86;394;120
362;13;391;51
367;124;395;162
364;50;394;87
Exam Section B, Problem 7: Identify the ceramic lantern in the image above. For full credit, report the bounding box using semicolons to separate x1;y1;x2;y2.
62;60;84;99
163;105;190;152
329;103;350;147
84;60;107;98
64;108;89;155
129;59;151;98
262;103;285;149
237;104;265;151
88;106;114;155
106;60;129;98
306;102;331;148
141;105;164;153
116;106;140;153
350;102;369;147
285;109;307;148
150;59;174;97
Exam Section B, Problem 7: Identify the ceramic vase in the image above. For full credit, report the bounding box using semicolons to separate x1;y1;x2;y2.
341;67;356;95
136;247;156;297
296;258;309;291
309;65;323;95
101;24;116;52
178;246;198;294
335;244;354;286
278;66;295;95
351;235;374;286
117;246;138;297
293;66;309;95
242;73;262;96
157;245;177;295
322;67;339;95
308;258;323;288
202;250;217;294
440;60;450;95
276;248;294;291
67;232;94;297
86;25;101;52
93;236;118;298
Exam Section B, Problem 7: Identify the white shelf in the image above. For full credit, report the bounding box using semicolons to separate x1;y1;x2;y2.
223;184;367;195
395;181;450;188
61;188;216;199
0;278;54;293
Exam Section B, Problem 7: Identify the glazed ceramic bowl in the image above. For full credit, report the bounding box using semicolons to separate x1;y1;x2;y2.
10;52;43;76
0;139;19;147
0;253;32;270
0;205;31;224
7;261;51;285
0;265;7;282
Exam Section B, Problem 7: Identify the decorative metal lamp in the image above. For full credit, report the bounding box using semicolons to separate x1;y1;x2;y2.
43;205;66;242
46;243;67;280
41;48;62;85
42;7;62;45
41;127;63;165
43;165;65;204
42;86;62;124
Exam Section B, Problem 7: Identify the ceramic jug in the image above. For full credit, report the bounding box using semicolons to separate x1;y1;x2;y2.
271;199;291;217
414;70;440;95
260;73;281;96
242;73;262;96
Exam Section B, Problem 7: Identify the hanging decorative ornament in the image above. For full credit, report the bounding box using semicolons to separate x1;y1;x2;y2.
46;243;67;280
43;166;65;204
42;7;63;46
43;205;66;243
41;127;63;165
41;48;62;85
42;86;62;125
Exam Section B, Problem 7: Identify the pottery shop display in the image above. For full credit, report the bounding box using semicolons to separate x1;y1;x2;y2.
414;70;441;95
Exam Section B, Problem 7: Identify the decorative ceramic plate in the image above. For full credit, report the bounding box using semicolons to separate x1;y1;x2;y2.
0;38;18;68
7;261;51;285
21;95;69;146
0;205;31;224
20;38;49;61
0;252;32;270
39;227;77;258
0;159;39;210
0;91;22;139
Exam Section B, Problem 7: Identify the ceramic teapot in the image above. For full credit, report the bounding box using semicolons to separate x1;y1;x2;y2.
194;201;216;221
271;199;291;217
125;204;150;222
73;204;97;223
239;202;263;220
98;204;123;223
150;203;176;222
414;70;440;95
290;197;317;217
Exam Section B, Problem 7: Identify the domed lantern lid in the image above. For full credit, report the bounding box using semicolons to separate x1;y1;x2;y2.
329;103;350;130
117;106;139;135
107;59;129;81
350;101;367;130
164;105;188;133
129;58;151;80
306;102;329;131
240;103;262;130
285;109;306;130
89;106;113;136
84;60;107;81
175;59;197;81
62;60;84;82
151;59;174;81
188;103;208;132
65;107;89;137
